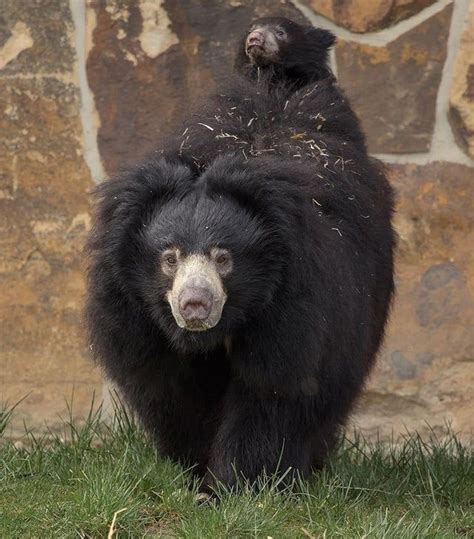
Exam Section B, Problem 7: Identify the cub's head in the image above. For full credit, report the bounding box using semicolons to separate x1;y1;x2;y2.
235;16;335;84
89;155;296;353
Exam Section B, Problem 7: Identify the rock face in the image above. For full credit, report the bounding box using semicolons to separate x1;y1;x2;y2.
336;4;453;154
299;0;436;33
352;162;474;441
0;0;101;435
1;0;473;442
449;2;474;158
86;0;306;175
0;0;75;75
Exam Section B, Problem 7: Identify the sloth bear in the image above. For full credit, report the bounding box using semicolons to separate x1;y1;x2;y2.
235;16;336;88
86;17;395;495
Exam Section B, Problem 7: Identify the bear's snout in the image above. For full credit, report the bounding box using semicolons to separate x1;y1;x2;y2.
166;254;227;332
247;30;265;49
179;284;213;323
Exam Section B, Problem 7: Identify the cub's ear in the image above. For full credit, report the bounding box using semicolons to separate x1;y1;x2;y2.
304;26;336;50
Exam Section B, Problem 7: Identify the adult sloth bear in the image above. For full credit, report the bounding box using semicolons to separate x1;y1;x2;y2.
86;17;395;494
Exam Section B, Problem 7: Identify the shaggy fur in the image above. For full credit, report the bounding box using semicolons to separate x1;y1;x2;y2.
86;22;395;493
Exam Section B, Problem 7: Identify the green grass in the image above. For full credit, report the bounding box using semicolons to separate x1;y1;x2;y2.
1;401;472;538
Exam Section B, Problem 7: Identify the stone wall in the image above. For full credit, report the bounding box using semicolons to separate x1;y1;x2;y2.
1;0;472;441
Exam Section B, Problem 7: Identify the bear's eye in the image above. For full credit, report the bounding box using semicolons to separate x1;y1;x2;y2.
216;254;229;265
161;250;179;274
212;248;233;275
275;28;286;39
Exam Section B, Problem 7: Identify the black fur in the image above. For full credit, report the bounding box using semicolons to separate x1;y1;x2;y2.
86;22;395;493
235;17;336;89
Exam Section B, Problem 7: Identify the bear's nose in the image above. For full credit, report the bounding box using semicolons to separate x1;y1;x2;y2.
247;30;264;47
179;287;212;322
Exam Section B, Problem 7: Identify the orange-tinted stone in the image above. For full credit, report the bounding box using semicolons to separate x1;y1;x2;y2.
336;5;453;153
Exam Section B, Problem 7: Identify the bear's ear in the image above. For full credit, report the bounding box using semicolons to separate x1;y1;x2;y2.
88;157;195;249
304;26;336;50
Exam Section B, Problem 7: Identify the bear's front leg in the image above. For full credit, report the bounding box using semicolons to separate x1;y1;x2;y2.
202;381;313;493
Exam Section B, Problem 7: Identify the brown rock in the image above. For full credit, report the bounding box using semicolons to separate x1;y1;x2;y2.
0;155;16;200
86;0;307;175
0;0;75;74
300;0;436;33
352;162;474;442
449;2;474;158
336;5;453;153
1;0;472;445
0;4;101;436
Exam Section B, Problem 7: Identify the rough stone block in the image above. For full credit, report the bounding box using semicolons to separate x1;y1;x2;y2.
449;1;474;158
0;0;75;75
352;162;474;442
336;5;452;153
299;0;436;33
0;3;102;436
